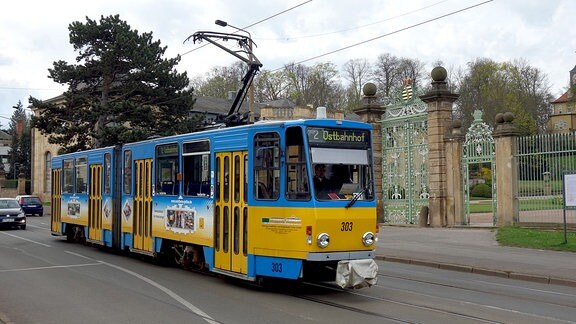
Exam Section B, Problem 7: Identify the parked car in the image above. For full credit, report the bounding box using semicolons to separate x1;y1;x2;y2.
16;195;44;217
0;198;26;230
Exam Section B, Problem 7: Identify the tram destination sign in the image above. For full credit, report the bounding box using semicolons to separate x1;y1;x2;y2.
307;127;370;148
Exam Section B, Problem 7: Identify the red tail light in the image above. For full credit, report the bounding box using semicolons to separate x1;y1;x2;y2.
306;226;312;236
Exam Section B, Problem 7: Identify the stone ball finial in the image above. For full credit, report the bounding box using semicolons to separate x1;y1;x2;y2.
431;66;447;82
495;113;504;124
363;82;377;96
503;112;515;123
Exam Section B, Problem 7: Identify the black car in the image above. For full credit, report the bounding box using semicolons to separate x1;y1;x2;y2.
0;198;26;230
16;195;44;217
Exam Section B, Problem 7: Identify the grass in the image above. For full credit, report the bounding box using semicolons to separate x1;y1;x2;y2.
469;202;493;213
496;226;576;253
469;197;564;213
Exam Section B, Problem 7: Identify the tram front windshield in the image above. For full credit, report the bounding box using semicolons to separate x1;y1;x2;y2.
307;127;374;201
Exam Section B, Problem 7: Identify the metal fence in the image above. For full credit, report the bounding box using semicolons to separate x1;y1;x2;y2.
515;132;576;226
462;111;495;226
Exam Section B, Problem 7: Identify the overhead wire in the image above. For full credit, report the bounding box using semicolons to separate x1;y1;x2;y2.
1;0;492;92
274;0;494;72
179;0;313;57
0;1;314;93
258;0;449;41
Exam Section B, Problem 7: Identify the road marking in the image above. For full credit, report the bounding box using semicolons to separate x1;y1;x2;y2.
0;231;51;247
66;250;98;261
26;223;50;229
66;251;218;324
0;262;103;273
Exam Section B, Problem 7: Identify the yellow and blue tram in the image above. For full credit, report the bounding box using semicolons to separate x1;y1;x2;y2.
50;118;378;287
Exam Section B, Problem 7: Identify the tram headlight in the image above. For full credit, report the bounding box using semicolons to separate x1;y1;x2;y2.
316;233;330;248
362;232;375;247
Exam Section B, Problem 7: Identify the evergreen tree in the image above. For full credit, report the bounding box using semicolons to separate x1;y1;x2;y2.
30;15;201;153
8;101;31;179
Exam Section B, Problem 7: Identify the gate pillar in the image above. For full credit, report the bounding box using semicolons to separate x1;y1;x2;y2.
419;67;459;227
493;112;520;226
446;121;465;225
354;83;385;223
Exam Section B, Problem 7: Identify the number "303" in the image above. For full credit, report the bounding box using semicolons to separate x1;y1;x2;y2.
340;222;353;231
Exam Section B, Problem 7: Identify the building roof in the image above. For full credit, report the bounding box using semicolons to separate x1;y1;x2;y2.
0;130;11;140
551;91;569;104
191;95;264;117
33;92;263;118
262;99;296;108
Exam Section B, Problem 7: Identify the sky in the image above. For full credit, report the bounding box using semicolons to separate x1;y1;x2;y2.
1;0;575;127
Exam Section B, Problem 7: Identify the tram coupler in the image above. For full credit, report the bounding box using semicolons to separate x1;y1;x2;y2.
335;259;378;289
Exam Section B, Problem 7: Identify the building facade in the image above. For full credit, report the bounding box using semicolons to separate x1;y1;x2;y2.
549;65;576;133
0;130;11;174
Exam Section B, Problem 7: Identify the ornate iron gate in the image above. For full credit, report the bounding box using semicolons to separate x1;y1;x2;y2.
462;110;496;225
382;84;428;224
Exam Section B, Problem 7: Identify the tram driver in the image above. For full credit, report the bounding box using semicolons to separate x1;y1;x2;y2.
313;164;331;198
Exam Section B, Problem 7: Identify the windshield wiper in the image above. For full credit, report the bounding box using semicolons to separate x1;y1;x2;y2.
345;180;372;208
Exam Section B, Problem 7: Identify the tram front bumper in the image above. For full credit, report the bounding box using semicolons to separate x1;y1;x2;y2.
336;259;378;289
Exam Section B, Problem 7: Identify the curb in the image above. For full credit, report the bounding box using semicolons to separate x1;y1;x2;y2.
375;255;576;288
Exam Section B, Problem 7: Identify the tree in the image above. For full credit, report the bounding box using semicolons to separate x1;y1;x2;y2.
30;15;199;153
397;58;426;90
192;61;246;99
342;58;373;112
8;101;31;179
254;69;289;102
284;62;343;110
373;54;426;99
454;58;552;134
373;53;400;98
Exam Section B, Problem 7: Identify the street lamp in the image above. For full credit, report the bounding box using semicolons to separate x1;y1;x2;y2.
215;20;251;37
215;19;256;122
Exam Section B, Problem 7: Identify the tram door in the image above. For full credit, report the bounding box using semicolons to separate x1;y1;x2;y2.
133;159;153;253
51;169;62;234
214;151;248;274
88;164;103;242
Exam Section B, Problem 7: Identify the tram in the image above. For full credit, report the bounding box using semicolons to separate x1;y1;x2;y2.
49;29;378;288
50;118;378;288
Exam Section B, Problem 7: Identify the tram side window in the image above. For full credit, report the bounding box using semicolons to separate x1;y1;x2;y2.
254;132;280;200
75;157;87;193
104;153;111;195
183;140;211;197
285;126;310;200
124;150;132;195
62;159;74;193
156;143;180;196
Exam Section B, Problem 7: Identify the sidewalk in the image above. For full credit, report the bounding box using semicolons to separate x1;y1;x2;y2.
375;226;576;287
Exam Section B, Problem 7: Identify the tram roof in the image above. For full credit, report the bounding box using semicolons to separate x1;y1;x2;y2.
52;118;372;158
121;118;369;145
